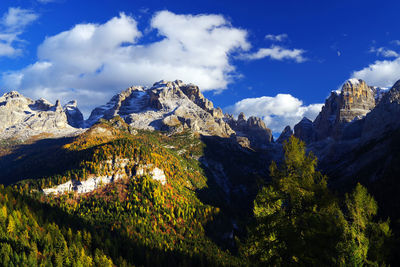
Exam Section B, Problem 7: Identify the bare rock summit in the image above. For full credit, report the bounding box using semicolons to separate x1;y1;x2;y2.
86;80;274;149
0;91;84;140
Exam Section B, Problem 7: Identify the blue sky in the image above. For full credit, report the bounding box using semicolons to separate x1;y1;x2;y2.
1;0;400;134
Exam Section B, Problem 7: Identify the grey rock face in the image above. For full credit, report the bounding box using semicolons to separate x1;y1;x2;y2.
361;79;400;142
225;112;273;149
294;117;315;144
339;79;376;123
313;92;340;140
0;91;83;140
86;80;273;148
86;80;235;137
306;79;400;181
276;126;293;143
64;100;84;128
313;79;377;141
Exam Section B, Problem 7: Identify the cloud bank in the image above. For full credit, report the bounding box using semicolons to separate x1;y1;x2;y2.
2;11;251;114
225;94;323;134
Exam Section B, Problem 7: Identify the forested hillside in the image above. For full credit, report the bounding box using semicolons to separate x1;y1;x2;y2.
0;118;397;266
1;118;242;266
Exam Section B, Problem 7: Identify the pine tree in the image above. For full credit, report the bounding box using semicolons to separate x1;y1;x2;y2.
242;136;349;265
344;183;392;265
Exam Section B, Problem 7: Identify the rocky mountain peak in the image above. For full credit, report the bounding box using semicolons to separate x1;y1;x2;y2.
226;113;273;149
32;98;52;111
238;112;246;121
339;79;375;123
294;117;315;144
384;79;400;104
359;79;400;141
0;81;273;149
2;91;23;99
0;91;83;140
87;80;235;137
313;79;377;140
86;80;273;149
392;79;400;90
53;100;63;112
63;100;84;128
276;125;293;143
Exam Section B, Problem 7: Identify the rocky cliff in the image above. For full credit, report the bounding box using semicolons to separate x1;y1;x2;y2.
360;80;400;141
86;80;273;149
86;80;233;137
225;112;273;149
0;80;273;150
0;91;84;140
276;126;293;143
313;79;377;140
294;117;315;143
282;78;385;143
305;79;400;222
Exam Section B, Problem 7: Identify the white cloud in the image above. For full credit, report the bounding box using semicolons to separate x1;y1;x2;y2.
391;40;400;46
369;47;399;58
1;11;250;115
2;7;38;30
225;94;323;134
265;33;288;42
0;7;38;57
241;45;306;63
352;57;400;88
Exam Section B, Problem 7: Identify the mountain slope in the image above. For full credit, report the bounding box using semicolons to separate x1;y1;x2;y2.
283;78;400;230
4;117;272;266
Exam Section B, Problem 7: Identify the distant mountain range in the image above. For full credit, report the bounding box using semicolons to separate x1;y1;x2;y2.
1;77;400;222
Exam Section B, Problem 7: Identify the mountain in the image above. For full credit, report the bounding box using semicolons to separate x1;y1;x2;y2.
282;78;400;228
86;80;232;137
86;80;273;149
0;91;84;141
0;83;277;266
0;80;274;151
276;125;293;143
0;118;244;265
312;78;378;141
0;78;399;265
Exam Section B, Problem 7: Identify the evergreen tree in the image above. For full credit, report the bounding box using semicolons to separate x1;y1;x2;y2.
344;183;392;265
243;137;392;266
243;137;350;265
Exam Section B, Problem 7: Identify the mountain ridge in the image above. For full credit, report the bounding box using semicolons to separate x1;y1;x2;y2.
0;80;274;150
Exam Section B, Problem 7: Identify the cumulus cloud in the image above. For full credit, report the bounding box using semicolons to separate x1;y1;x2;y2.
352;57;400;88
225;94;323;134
0;7;38;57
369;47;399;58
265;33;288;42
241;45;306;63
1;11;250;115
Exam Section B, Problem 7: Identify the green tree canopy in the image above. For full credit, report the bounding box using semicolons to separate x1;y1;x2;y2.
242;136;392;266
